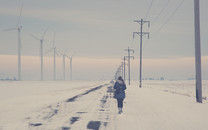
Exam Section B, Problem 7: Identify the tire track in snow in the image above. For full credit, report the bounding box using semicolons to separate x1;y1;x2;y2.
61;91;103;129
85;85;116;130
25;83;110;130
66;84;106;102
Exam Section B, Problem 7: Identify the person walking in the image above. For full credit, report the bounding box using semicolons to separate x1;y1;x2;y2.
114;76;126;114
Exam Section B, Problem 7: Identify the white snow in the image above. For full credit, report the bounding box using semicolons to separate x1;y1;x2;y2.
0;80;208;130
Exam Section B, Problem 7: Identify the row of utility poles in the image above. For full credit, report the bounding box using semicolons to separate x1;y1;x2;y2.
115;18;149;87
114;18;150;87
114;47;134;85
114;0;202;103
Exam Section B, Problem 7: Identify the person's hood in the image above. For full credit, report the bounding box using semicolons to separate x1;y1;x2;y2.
117;79;124;84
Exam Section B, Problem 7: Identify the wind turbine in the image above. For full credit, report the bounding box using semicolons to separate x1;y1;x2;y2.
69;53;76;81
59;50;70;80
31;28;48;80
3;5;23;81
45;33;59;80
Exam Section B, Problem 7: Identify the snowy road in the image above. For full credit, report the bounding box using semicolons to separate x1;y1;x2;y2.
25;83;114;130
1;80;208;130
25;81;208;130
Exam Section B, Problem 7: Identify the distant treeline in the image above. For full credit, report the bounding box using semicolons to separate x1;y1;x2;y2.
0;77;17;81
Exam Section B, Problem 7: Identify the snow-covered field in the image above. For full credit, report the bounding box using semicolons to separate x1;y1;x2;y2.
0;80;208;130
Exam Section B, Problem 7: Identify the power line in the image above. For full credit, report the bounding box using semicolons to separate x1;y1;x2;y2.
152;0;185;37
144;0;154;20
151;0;170;25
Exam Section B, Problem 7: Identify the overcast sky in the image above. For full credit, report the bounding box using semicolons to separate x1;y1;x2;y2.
0;0;208;80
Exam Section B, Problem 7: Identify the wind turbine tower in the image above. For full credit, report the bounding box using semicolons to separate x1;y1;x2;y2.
3;5;23;81
45;33;58;80
63;54;66;80
31;28;48;80
59;50;69;80
69;53;75;80
70;56;72;80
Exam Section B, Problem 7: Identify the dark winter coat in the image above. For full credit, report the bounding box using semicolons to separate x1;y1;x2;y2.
113;79;126;99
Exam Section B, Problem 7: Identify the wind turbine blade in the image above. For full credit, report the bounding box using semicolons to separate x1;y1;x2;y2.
66;55;70;59
2;27;16;32
45;48;53;55
17;3;24;27
65;52;70;58
42;27;49;39
58;51;63;56
71;52;76;57
64;48;68;54
31;34;40;40
55;51;60;57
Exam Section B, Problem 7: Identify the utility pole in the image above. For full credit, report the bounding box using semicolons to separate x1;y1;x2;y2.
115;65;123;80
118;66;121;77
123;57;127;82
115;67;119;80
121;62;123;78
134;19;150;88
194;0;202;103
125;47;134;85
115;70;118;80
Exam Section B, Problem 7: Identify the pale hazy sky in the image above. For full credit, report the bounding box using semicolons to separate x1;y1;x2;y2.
0;0;208;80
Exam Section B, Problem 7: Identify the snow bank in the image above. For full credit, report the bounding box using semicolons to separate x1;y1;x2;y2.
113;80;208;130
